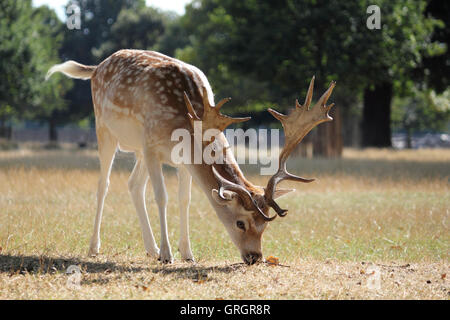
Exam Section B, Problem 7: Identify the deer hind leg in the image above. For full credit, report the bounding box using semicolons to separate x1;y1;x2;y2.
144;150;173;264
128;154;159;258
88;125;117;256
177;166;194;262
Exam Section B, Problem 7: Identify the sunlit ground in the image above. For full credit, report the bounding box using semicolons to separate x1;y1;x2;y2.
0;147;448;299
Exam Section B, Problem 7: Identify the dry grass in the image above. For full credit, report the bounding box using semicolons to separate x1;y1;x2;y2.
0;147;448;299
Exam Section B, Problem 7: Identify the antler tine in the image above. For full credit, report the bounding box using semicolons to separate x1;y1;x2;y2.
304;75;315;109
212;167;277;221
265;77;336;217
317;80;336;108
183;92;200;127
184;87;251;134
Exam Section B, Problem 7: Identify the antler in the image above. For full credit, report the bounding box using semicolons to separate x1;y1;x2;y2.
265;76;336;216
183;87;250;133
183;87;276;218
212;167;277;221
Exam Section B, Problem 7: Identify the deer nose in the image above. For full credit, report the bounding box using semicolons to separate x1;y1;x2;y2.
243;252;262;265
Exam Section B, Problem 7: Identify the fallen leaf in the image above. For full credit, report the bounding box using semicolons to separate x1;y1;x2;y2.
266;256;279;266
0;246;2;253
390;245;402;250
193;272;208;283
441;274;446;280
360;269;365;274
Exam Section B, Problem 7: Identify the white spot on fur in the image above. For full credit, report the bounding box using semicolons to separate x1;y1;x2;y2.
157;86;165;94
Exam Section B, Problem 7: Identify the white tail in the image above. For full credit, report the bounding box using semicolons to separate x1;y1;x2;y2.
45;60;97;80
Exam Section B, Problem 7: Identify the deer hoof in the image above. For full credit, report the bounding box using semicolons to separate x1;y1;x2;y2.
158;246;173;264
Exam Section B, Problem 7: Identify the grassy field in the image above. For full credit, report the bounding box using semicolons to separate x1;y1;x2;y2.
0;147;448;299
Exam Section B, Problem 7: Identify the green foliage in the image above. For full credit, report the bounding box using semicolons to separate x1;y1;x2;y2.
0;0;71;124
178;0;442;100
93;7;170;59
29;5;73;121
392;89;450;133
0;0;37;118
175;0;447;138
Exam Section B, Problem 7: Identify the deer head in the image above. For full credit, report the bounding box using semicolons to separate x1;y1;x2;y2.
183;77;336;264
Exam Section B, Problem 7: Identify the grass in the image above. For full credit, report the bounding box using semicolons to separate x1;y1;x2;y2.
0;147;448;299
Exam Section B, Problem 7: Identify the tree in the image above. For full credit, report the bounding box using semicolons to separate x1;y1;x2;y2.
30;5;73;142
176;0;444;152
0;0;70;140
414;0;450;94
176;0;369;156
392;89;450;148
0;0;37;138
93;6;170;60
355;1;442;147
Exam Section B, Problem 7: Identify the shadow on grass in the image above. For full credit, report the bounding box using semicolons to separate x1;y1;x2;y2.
0;254;245;281
0;254;144;275
149;263;246;281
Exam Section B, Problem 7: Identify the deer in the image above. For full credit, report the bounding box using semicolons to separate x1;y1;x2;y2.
46;49;335;265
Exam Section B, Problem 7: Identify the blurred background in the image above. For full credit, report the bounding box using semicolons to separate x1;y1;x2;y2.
0;0;448;156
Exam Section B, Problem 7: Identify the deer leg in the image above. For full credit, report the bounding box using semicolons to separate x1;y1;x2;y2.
89;126;117;256
177;166;194;262
144;152;173;264
128;154;159;258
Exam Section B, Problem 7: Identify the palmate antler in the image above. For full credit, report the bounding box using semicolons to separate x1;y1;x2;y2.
183;79;336;222
265;76;336;217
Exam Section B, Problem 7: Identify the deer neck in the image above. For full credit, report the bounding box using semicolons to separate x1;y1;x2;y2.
184;133;256;206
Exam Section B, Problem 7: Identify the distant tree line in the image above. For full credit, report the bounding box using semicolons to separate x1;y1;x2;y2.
0;0;448;154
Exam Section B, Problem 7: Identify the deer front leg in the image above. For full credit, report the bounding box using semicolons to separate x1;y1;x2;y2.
128;155;159;258
144;152;173;264
177;166;194;262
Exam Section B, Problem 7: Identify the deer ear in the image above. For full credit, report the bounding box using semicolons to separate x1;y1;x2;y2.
272;188;295;199
211;189;238;206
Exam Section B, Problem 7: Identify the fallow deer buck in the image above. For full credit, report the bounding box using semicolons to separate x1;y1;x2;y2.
46;49;335;265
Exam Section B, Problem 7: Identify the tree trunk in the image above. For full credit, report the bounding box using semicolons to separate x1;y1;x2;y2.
49;119;58;142
312;106;343;157
406;127;412;149
0;116;12;140
361;82;393;147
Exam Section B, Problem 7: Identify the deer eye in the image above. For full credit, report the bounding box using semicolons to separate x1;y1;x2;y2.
236;220;246;231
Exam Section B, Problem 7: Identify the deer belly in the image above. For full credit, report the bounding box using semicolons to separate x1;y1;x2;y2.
101;99;144;152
